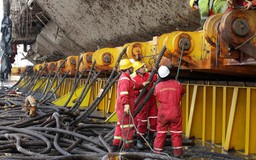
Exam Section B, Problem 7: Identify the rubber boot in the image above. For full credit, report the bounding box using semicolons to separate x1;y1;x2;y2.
136;136;145;149
112;145;119;152
147;132;154;146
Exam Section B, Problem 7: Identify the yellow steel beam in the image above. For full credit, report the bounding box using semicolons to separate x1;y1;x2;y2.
52;85;91;108
51;79;58;95
19;76;31;88
32;79;44;91
202;85;206;141
250;88;256;154
105;111;118;123
186;85;198;138
97;79;104;111
109;83;117;113
245;88;251;155
224;87;238;150
215;87;223;144
61;78;67;96
212;86;216;143
68;78;73;93
185;84;189;133
222;86;227;146
106;85;114;113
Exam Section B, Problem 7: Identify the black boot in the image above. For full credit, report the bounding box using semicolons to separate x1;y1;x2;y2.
147;132;154;146
136;136;145;149
112;145;119;152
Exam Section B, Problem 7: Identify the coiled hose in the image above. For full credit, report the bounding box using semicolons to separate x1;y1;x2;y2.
0;126;52;154
52;112;71;155
28;126;104;147
5;133;45;156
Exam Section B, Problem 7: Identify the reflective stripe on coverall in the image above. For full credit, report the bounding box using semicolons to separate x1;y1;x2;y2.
153;80;185;156
113;72;135;149
133;72;158;135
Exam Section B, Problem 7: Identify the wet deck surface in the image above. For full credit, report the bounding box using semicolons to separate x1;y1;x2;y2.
0;78;255;160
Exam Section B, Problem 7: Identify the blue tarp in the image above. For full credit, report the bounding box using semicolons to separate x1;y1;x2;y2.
0;6;13;81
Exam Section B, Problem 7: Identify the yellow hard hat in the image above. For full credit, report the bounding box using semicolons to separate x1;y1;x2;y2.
190;0;198;10
133;61;145;72
119;59;133;70
190;0;195;8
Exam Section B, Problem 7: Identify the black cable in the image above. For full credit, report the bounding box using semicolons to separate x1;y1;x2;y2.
39;60;67;101
134;46;166;111
52;112;71;155
64;61;96;109
0;126;52;154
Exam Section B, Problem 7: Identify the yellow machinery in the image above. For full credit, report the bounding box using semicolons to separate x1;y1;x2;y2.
33;64;41;72
19;66;27;74
78;52;93;74
56;59;66;75
126;41;156;71
40;62;48;76
11;67;21;75
64;56;79;76
156;33;175;66
47;62;57;75
20;9;256;156
92;47;122;71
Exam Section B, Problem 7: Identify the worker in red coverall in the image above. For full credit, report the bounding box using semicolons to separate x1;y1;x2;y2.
132;61;158;149
112;59;135;152
227;0;256;10
153;65;185;158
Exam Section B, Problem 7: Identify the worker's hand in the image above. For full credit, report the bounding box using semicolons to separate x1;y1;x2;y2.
124;104;130;114
97;89;104;98
142;81;150;86
244;1;253;10
151;67;157;73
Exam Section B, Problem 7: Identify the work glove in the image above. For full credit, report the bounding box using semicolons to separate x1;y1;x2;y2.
97;89;104;98
124;104;130;114
142;81;150;86
244;1;253;10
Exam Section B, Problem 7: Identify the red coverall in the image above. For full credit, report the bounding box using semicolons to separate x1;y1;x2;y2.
133;72;158;136
227;0;256;11
153;79;185;156
113;72;135;149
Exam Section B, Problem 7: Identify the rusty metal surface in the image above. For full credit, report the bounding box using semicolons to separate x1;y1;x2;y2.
8;0;200;63
219;10;256;59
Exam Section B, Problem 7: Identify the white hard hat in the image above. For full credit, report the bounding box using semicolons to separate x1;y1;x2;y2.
158;65;170;78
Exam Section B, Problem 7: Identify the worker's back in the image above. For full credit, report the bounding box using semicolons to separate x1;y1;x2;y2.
155;79;185;107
